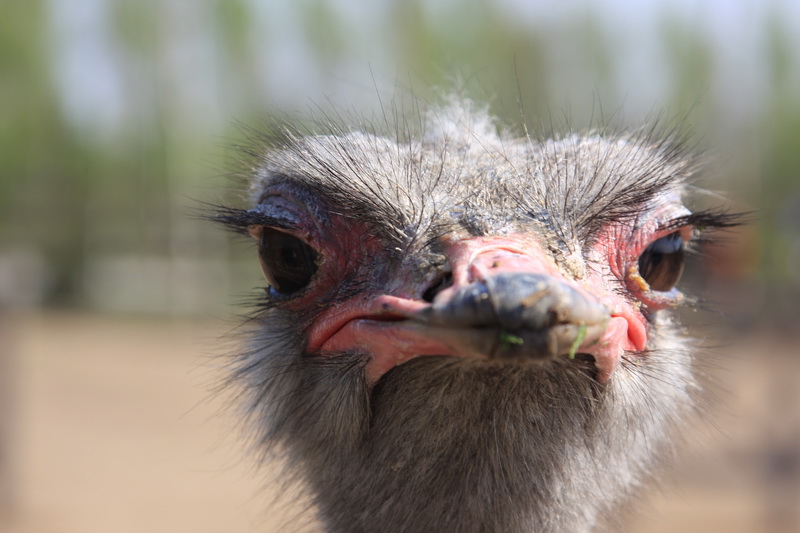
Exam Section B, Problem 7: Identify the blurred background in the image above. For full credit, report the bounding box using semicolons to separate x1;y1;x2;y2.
1;0;799;531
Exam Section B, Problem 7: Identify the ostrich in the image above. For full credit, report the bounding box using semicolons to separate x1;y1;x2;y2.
215;98;739;533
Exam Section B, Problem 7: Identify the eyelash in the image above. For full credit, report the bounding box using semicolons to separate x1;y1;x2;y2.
657;209;746;257
657;209;744;234
210;206;296;236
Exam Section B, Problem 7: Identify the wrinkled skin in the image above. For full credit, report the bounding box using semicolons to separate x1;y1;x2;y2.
217;99;734;532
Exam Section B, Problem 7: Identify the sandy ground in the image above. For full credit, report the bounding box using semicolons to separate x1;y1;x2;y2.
1;312;799;532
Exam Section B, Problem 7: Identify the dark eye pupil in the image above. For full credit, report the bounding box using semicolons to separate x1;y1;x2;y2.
637;232;685;292
258;229;318;294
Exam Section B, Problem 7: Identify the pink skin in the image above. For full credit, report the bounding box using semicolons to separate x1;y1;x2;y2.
311;235;647;386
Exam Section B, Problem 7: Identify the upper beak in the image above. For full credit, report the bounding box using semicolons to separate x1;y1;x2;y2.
404;273;610;361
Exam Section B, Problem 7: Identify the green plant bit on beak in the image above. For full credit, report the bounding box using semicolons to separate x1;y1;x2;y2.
499;331;524;351
569;324;587;360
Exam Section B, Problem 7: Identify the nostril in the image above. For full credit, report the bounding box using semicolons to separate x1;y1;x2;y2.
422;272;454;303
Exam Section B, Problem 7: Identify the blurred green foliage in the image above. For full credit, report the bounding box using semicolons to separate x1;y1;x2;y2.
0;0;797;316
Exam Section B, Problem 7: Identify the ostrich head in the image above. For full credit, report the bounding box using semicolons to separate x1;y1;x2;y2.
215;98;739;533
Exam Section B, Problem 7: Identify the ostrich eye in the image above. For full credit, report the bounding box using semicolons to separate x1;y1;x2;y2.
637;232;685;292
258;228;318;294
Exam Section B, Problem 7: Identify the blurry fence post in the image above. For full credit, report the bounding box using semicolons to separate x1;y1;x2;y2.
0;307;12;522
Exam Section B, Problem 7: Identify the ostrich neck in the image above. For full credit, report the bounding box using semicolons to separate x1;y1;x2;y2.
290;353;687;533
